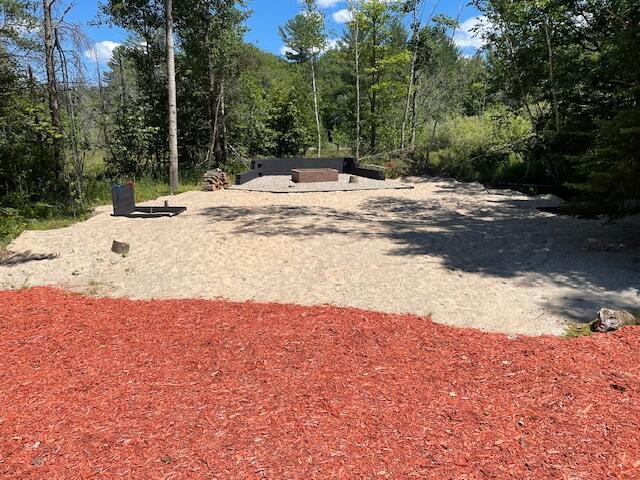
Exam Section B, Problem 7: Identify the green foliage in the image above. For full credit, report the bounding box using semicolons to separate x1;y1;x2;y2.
0;207;27;250
279;0;326;64
267;91;313;157
569;108;640;217
475;0;640;214
0;46;59;198
1;173;202;251
2;0;639;243
106;107;160;177
414;106;532;183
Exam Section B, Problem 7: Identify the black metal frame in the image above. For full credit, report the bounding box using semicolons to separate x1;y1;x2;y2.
111;183;187;218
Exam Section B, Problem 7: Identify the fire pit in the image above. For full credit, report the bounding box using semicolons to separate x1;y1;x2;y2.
292;168;339;183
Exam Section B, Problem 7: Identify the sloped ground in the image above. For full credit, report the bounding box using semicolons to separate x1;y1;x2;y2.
1;288;638;479
1;178;638;336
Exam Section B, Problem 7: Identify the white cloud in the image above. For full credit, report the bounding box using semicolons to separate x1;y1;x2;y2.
332;8;353;24
280;45;295;57
281;38;339;58
299;0;342;8
316;0;342;7
85;41;121;62
453;16;489;49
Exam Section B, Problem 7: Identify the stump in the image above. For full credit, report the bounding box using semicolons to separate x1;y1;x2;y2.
111;241;130;256
591;308;639;333
202;169;230;191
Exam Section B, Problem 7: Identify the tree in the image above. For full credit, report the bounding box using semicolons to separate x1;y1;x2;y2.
345;0;361;159
279;0;326;157
401;0;421;149
42;0;65;183
176;0;248;167
165;0;178;191
475;0;640;214
357;0;408;153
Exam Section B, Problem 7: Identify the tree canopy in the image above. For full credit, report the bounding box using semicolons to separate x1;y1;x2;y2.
0;0;638;239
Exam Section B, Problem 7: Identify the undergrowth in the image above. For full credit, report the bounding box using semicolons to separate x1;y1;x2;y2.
1;174;201;252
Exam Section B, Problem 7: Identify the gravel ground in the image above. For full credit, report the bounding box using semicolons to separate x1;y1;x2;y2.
231;174;413;193
1;177;638;336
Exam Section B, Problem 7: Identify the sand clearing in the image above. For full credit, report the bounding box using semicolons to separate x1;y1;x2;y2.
1;178;638;336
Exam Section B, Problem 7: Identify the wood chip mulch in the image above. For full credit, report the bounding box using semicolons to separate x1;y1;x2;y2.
0;288;639;479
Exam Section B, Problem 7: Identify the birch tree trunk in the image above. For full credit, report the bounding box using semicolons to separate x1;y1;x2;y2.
165;0;179;192
42;0;65;182
310;55;322;157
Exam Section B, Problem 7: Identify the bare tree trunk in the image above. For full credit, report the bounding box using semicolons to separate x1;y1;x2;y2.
57;36;82;200
310;55;322;157
370;19;378;153
204;8;217;168
209;91;222;167
43;0;65;183
117;53;129;111
206;50;217;167
165;0;179;192
401;0;419;150
350;0;361;160
94;53;109;147
411;85;418;147
544;21;560;132
214;82;228;165
355;33;361;160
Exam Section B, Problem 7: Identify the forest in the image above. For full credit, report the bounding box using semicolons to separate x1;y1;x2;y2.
1;0;638;247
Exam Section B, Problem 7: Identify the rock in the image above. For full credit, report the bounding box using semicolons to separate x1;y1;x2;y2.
111;241;130;256
591;308;639;333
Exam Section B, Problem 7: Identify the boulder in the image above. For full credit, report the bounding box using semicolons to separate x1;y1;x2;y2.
591;308;638;333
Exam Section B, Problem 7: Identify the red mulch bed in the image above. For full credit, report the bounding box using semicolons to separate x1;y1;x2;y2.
0;289;639;479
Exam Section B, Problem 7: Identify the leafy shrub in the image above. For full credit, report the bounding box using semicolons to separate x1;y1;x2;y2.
569;108;640;217
384;158;409;179
412;106;533;184
0;207;27;249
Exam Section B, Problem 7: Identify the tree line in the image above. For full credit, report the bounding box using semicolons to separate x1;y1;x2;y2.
0;0;638;227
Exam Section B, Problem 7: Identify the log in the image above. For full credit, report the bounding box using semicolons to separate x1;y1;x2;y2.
591;308;639;333
202;169;230;191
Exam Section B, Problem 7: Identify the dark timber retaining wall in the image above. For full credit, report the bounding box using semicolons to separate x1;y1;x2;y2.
235;157;385;185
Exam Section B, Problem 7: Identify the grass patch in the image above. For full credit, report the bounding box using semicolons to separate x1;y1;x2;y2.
28;215;92;231
1;174;202;252
565;322;594;338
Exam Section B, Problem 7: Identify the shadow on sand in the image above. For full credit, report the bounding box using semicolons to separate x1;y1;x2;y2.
201;183;639;323
0;250;59;267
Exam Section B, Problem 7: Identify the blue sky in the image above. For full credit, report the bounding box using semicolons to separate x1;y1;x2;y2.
77;1;484;64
